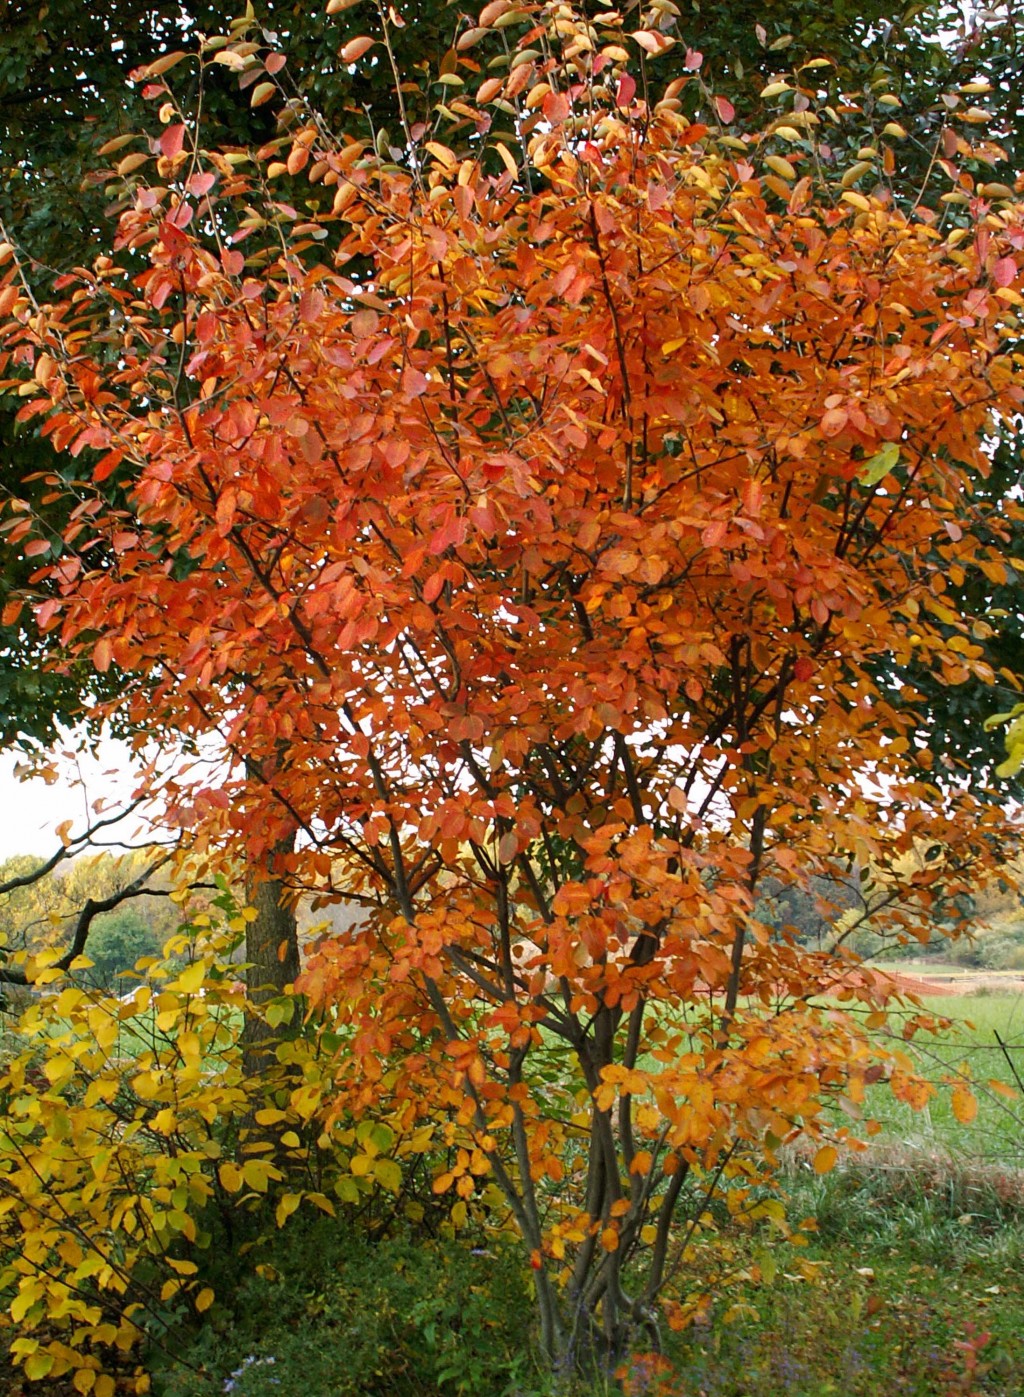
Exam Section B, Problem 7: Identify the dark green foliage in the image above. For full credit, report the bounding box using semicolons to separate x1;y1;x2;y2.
143;1173;1024;1397
86;906;165;982
150;1217;540;1397
755;874;860;946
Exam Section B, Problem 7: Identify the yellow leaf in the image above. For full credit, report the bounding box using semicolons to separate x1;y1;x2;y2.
175;960;206;995
841;160;874;188
242;1159;277;1193
143;50;188;77
600;1226;619;1251
219;1161;243;1192
97;134;137;157
194;1288;215;1313
276;1193;302;1226
494;142;519;177
813;1145;838;1175
765;155;797;181
251;82;276;107
117;152;150;177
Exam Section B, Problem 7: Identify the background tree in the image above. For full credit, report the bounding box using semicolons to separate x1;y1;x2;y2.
0;832;186;983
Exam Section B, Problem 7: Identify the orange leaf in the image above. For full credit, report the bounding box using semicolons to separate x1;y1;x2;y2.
813;1145;838;1175
340;36;375;63
93;637;113;673
951;1086;978;1124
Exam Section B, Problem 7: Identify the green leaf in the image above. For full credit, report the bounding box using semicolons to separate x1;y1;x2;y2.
23;1351;54;1380
374;1157;402;1193
265;997;294;1028
370;1122;395;1153
858;442;899;485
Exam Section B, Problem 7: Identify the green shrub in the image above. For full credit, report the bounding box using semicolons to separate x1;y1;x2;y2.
151;1217;541;1397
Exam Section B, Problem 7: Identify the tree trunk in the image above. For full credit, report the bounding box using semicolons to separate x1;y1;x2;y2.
241;833;300;1077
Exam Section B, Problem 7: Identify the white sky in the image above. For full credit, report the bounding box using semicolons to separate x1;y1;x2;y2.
0;735;150;862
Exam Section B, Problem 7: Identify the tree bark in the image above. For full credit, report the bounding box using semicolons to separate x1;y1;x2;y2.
241;832;300;1077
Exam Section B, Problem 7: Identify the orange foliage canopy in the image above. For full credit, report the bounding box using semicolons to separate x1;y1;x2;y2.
1;4;1022;1352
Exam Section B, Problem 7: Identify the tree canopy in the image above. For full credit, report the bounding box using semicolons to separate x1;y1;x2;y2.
2;0;1022;779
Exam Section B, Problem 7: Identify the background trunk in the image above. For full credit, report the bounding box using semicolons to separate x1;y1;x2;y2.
241;833;300;1077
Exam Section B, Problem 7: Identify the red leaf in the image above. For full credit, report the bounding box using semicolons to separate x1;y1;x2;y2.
402;365;429;397
299;289;325;323
820;406;848;438
93;451;123;482
423;571;445;604
187;170;217;197
994;256;1017;288
615;74;636;109
713;94;735;123
429;512;467;555
159;124;186;159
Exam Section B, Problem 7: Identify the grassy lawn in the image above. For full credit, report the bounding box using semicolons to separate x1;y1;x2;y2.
662;1227;1023;1396
865;991;1024;1163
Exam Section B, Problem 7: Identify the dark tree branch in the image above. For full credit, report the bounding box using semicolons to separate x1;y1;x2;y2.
0;795;149;897
0;850;216;986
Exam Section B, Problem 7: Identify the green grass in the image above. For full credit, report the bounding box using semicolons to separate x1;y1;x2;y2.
863;991;1024;1162
660;1232;1024;1396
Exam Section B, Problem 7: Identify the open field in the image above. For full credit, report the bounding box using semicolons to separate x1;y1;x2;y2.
862;991;1024;1164
879;963;1024;999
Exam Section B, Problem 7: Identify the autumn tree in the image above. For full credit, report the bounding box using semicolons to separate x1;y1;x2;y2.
1;0;1023;1372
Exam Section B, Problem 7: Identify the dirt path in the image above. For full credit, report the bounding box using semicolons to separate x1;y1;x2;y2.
875;968;1024;997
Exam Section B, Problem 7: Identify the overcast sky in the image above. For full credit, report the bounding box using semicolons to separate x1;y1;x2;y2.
0;735;149;862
